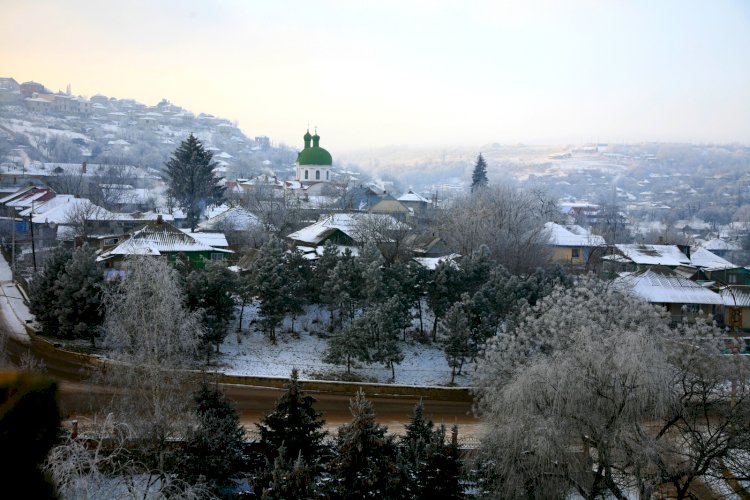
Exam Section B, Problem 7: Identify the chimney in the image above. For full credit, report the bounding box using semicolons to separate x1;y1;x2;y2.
156;214;163;225
81;161;87;174
70;420;78;441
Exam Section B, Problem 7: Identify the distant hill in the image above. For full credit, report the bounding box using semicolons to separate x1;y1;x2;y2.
0;79;298;181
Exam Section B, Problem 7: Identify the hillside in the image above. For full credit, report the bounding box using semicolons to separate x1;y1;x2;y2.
0;79;298;181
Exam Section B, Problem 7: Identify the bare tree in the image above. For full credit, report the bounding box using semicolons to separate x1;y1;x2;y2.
97;256;204;464
474;277;750;499
44;414;216;499
432;184;555;273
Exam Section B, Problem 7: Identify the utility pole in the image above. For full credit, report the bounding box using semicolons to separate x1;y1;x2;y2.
30;200;36;272
11;210;15;277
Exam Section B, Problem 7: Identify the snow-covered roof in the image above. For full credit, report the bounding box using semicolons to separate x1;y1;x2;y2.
287;213;409;246
179;229;229;248
397;190;429;203
544;222;605;247
100;221;232;259
689;248;736;270
21;196;112;224
614;268;723;305
719;286;750;308
615;244;690;266
197;207;260;231
413;253;461;270
700;238;741;252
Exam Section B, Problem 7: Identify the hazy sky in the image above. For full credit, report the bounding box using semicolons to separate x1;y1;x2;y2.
2;0;749;152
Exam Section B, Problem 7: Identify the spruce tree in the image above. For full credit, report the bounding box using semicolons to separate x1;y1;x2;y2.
471;153;489;192
328;390;401;499
185;262;237;360
260;448;319;500
179;384;247;493
256;368;327;464
400;404;464;499
164;133;226;230
52;245;105;345
248;236;289;344
28;244;72;336
441;295;472;384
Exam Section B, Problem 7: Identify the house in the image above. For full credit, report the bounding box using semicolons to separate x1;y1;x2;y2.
286;213;409;258
544;222;606;265
397;190;431;216
369;199;411;221
698;237;742;258
611;243;692;270
97;217;233;270
614;267;723;324
402;233;451;258
718;286;750;336
334;185;393;211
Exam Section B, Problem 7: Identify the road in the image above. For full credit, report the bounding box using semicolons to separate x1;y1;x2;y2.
4;334;482;438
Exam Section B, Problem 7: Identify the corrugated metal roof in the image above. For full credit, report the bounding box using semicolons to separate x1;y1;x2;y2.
719;286;750;308
615;268;723;305
615;244;690;266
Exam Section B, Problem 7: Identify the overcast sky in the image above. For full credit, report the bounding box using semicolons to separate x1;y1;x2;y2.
3;0;749;152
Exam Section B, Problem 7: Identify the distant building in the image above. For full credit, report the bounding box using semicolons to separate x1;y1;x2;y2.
254;136;271;150
296;129;332;184
20;81;47;98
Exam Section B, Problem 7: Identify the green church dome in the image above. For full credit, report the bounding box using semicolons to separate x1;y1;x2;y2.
297;147;333;166
297;128;332;165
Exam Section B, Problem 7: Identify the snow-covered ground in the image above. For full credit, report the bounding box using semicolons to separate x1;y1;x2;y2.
215;304;474;387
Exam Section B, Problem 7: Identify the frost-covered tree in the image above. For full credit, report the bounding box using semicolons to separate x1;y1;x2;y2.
328;390;401;499
256;368;327;464
474;277;678;499
324;248;363;328
164;133;226;230
471;153;488;192
100;256;203;452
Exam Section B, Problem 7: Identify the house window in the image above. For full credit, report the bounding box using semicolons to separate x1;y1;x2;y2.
316;170;320;180
326;171;329;180
571;248;580;259
304;170;308;180
729;274;738;284
211;253;224;261
104;237;119;246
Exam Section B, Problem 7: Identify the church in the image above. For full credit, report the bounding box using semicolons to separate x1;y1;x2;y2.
294;128;334;196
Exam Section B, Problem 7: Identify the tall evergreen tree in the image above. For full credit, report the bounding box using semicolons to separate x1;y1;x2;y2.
328;390;401;499
185;262;237;360
247;236;289;344
260;448;319;500
256;368;327;464
52;245;105;345
164;133;226;230
29;244;72;337
179;384;247;494
471;153;489;192
400;402;465;499
441;295;473;384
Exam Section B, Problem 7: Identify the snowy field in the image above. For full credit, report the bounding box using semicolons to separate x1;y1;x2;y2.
214;304;474;387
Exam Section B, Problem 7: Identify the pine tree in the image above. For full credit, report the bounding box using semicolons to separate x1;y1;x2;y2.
323;316;371;374
471;153;489;192
441;295;472;384
52;245;105;345
328;390;401;499
184;262;237;360
248;236;289;344
28;244;72;336
256;368;327;464
400;403;464;499
260;448;319;500
426;260;463;341
179;384;247;493
164;133;226;230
